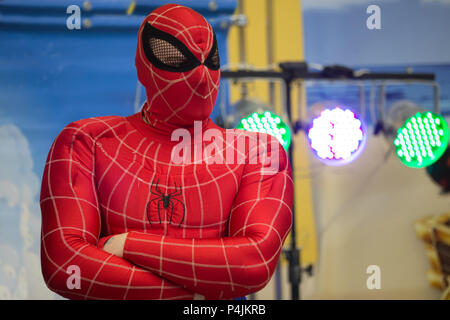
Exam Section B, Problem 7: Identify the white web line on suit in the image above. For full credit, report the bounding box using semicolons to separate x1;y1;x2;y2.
164;68;218;123
147;62;218;124
85;254;113;299
120;130;291;292
105;136;148;233
141;10;218;123
143;144;160;232
42;109;292;298
150;20;212;57
42;118;192;298
96;140;242;189
42;6;292;298
128;167;292;287
97;130;137;187
50;287;193;300
123;266;135;300
191;238;197;287
149;7;212;55
104;133;144;235
163;140;174;235
122;141;153;232
101;203;229;229
127;261;270;289
91;118;242;170
221;238;234;291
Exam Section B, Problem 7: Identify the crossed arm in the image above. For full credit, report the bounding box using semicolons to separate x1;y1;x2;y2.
40;122;194;300
40;122;293;300
104;155;293;299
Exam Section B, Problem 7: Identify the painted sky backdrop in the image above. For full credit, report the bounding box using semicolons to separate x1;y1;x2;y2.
302;0;450;66
0;0;235;299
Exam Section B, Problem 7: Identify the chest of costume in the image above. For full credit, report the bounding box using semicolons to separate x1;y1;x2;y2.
94;136;242;239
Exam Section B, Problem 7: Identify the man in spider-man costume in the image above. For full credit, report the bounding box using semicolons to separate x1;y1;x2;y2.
40;4;293;300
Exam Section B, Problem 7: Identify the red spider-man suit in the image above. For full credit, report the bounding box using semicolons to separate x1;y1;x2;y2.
40;4;293;300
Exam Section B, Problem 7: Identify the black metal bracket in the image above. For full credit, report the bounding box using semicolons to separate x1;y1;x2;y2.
283;248;301;287
283;247;314;300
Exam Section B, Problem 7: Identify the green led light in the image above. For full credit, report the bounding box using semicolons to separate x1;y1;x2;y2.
394;112;449;168
237;111;292;150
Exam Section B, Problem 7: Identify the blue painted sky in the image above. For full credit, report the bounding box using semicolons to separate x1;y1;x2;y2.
302;0;450;66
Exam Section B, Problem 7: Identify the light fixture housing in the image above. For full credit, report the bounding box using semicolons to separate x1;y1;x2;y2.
394;112;449;168
231;98;292;150
386;100;449;168
306;103;368;166
426;144;450;193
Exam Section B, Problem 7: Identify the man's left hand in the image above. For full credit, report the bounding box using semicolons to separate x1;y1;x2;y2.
102;233;128;258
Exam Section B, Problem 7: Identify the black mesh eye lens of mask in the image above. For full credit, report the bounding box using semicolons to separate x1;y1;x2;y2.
149;38;190;68
142;23;200;72
142;23;220;72
204;34;220;71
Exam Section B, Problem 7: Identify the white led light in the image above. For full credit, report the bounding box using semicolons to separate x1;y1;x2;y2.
308;107;367;165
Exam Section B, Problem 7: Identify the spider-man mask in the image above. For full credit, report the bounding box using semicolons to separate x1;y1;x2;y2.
135;4;221;129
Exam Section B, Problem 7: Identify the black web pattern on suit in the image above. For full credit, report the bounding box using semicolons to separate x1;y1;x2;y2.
146;179;186;227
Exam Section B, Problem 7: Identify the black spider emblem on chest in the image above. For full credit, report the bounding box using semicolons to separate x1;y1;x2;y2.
146;179;186;227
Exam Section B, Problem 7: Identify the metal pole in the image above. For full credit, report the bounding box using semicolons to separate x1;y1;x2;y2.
433;82;440;114
266;0;276;107
237;0;248;99
266;0;282;301
283;76;301;300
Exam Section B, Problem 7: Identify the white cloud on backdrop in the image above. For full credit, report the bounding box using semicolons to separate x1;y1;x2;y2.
0;124;54;299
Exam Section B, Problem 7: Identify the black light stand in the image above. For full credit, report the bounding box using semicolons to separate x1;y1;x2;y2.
279;63;303;301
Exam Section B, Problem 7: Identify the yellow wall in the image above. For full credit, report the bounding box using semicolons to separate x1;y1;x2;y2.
227;0;318;271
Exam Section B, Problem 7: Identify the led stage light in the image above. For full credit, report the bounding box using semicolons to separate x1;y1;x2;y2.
230;98;292;150
394;112;449;168
237;111;292;150
307;106;367;166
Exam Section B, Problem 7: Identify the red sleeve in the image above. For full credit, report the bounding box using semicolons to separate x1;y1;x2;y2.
122;139;294;299
40;121;194;300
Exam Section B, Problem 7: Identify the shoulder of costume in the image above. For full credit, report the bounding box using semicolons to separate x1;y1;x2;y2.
60;115;129;141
